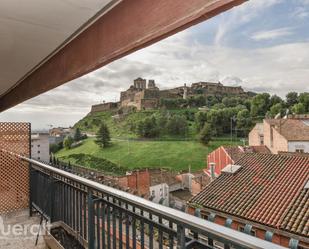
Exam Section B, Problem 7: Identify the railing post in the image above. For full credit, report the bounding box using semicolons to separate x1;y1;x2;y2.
88;188;95;249
29;164;33;217
49;173;55;222
177;224;186;249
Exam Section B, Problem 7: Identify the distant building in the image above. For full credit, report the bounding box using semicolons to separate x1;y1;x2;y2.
91;77;250;113
49;127;73;145
206;145;270;177
248;123;264;146
249;115;309;154
189;153;309;248
90;102;119;113
149;183;170;206
31;133;50;161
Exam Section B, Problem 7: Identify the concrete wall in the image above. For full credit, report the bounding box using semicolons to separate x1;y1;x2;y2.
288;141;309;153
263;120;288;154
249;125;263;146
191;178;204;196
31;134;50;162
149;183;169;206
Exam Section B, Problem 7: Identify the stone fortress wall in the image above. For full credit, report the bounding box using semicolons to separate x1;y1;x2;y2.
91;77;248;113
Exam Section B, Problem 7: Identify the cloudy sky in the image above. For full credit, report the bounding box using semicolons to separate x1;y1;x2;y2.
1;0;309;130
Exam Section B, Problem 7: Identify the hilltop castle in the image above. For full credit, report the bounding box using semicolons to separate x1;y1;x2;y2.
91;77;248;113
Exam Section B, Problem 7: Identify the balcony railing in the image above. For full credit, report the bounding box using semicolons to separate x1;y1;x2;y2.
23;156;287;249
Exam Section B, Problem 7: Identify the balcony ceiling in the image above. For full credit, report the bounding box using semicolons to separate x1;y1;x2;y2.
0;0;246;112
0;0;120;97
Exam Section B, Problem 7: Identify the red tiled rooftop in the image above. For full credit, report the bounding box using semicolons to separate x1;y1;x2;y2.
190;153;309;237
266;118;309;141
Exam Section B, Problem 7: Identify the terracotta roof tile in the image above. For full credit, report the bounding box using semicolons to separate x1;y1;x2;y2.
189;153;309;237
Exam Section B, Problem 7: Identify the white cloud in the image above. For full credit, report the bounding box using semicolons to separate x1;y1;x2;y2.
2;31;309;129
251;28;294;41
214;0;282;45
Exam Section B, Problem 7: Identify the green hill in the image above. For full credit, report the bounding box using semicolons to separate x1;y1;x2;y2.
56;138;240;173
74;109;199;139
64;107;242;174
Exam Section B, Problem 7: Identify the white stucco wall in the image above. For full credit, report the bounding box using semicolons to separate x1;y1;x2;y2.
288;141;309;153
149;183;169;206
31;134;50;162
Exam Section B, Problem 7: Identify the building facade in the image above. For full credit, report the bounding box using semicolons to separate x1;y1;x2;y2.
249;116;309;154
248;123;264;146
31;133;50;161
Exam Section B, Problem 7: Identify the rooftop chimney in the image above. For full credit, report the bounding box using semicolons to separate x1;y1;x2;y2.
210;162;216;181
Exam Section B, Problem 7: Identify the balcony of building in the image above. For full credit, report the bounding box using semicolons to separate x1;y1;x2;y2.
0;1;301;248
0;122;288;249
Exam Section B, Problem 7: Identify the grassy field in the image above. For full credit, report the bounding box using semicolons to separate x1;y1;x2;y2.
56;138;241;172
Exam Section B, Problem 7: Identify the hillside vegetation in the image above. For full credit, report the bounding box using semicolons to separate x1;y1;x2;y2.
74;109;199;139
62;91;309;174
56;138;240;173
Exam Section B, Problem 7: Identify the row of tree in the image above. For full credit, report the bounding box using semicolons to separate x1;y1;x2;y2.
136;113;188;138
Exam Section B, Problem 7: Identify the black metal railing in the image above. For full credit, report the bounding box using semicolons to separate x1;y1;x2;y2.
24;157;287;249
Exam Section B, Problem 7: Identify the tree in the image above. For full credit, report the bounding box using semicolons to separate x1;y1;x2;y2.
236;109;252;136
63;136;74;149
292;103;306;114
166;115;188;136
270;95;283;107
96;123;111;148
74;128;82;141
298;92;309;112
195;111;208;131
269;103;284;117
250;93;271;117
222;97;241;107
286;92;298;107
137;116;159;138
199;123;213;145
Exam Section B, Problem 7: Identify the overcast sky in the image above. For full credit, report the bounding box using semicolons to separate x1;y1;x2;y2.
1;0;309;130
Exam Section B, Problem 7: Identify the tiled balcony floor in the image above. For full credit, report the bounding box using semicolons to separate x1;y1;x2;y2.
0;209;47;249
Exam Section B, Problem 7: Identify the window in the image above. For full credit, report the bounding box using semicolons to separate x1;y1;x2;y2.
151;190;155;196
38;157;40;160
38;151;40;154
37;144;40;147
260;135;264;145
295;149;304;153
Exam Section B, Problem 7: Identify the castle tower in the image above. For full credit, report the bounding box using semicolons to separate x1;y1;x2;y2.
183;83;188;100
148;79;156;89
134;77;146;90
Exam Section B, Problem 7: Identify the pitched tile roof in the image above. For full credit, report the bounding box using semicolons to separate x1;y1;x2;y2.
189;153;309;237
222;145;270;162
222;146;245;162
266;118;309;141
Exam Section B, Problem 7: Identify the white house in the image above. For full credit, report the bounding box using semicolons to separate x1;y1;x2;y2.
149;183;169;206
31;133;50;162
